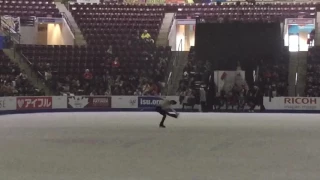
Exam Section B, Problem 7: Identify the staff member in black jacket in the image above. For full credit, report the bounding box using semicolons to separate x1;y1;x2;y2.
249;86;265;112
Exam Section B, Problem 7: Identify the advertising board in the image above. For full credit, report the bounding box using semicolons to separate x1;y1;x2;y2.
68;96;111;109
112;96;138;108
263;97;319;110
0;97;16;111
16;97;52;110
138;96;181;109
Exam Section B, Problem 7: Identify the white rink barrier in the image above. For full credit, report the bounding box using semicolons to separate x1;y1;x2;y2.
263;97;319;111
0;96;319;114
0;96;193;113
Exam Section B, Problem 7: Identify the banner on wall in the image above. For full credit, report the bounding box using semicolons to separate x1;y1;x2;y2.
287;18;315;25
16;97;53;110
264;97;319;110
124;0;146;4
165;0;185;3
77;0;100;3
138;96;181;109
214;70;246;93
36;17;63;24
0;97;16;111
144;0;185;4
68;96;111;109
112;96;138;108
1;15;20;33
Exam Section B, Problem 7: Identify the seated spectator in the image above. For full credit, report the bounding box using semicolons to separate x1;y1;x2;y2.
308;29;315;46
105;88;112;95
134;88;142;96
107;45;113;56
18;70;28;80
141;30;154;43
90;89;97;96
83;69;93;80
45;70;52;81
112;57;120;68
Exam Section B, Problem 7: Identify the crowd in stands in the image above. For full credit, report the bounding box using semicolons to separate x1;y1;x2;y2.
206;61;288;112
306;47;320;97
177;47;202;108
176;46;288;111
0;51;42;96
18;31;169;96
3;2;309;100
258;62;288;97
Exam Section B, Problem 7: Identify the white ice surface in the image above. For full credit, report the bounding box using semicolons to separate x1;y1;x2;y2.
0;112;320;180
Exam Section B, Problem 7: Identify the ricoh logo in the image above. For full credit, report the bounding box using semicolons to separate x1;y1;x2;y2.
140;99;162;105
284;97;317;105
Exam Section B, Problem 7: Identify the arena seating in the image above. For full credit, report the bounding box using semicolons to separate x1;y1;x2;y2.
174;3;317;20
306;47;320;97
15;2;313;96
69;3;165;45
17;43;171;95
178;46;204;93
0;50;41;96
19;3;167;95
258;63;289;97
0;0;60;17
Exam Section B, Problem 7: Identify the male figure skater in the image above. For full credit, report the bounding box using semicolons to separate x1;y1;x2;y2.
155;99;179;128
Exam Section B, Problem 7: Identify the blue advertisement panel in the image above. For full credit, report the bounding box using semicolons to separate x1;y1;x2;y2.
138;96;163;108
138;96;182;109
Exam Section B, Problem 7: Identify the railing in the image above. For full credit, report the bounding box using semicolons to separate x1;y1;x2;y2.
61;12;76;45
61;12;75;36
19;51;49;90
0;17;21;58
165;39;183;95
173;38;183;81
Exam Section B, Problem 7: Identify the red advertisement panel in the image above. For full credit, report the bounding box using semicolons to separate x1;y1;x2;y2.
88;97;111;108
68;96;111;108
17;97;53;110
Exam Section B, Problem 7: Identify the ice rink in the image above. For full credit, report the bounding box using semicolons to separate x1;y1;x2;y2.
1;112;320;180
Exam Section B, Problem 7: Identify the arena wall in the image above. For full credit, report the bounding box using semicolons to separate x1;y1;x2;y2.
0;96;319;115
20;26;37;44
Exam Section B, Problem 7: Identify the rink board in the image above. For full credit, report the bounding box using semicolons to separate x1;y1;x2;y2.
0;96;319;115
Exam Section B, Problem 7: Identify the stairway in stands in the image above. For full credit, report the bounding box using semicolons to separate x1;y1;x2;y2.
55;2;87;45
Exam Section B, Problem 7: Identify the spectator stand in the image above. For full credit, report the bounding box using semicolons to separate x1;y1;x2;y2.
164;38;184;95
255;47;289;98
256;62;289;97
0;50;42;96
16;44;172;96
176;50;289;112
306;46;320;97
177;46;206;110
11;3;172;96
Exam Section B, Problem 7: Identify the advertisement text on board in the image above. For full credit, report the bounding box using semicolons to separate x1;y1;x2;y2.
17;97;52;109
140;99;162;105
284;97;317;104
91;97;110;108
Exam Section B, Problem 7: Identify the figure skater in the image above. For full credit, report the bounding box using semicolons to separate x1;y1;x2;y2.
155;99;179;128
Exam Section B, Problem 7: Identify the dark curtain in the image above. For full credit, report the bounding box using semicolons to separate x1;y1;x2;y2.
195;22;282;87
